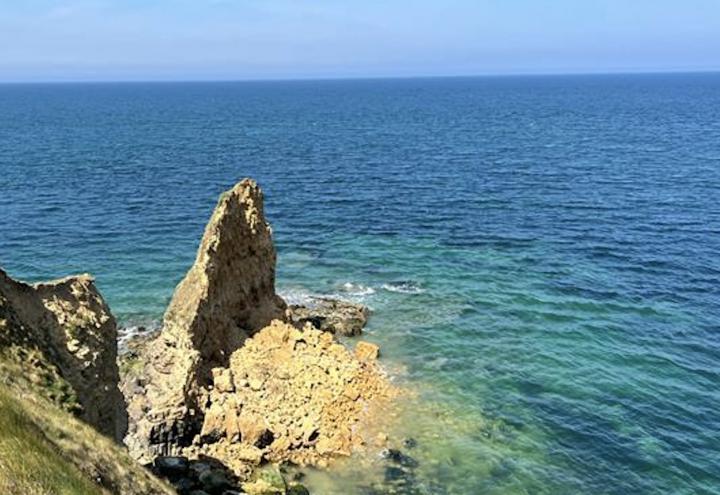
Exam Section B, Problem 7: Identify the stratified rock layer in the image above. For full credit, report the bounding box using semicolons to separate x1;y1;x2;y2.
0;268;126;441
191;321;394;478
125;179;287;461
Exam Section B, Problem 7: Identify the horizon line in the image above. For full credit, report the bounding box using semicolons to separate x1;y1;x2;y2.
1;68;719;86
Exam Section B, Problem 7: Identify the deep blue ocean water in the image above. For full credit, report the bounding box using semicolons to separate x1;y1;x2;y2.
1;74;719;494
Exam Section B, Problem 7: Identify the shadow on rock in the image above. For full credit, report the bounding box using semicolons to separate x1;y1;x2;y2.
151;454;311;495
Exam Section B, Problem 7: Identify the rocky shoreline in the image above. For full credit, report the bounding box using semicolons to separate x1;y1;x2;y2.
0;178;412;495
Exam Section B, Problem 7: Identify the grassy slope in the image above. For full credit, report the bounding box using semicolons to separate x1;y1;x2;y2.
0;369;174;495
0;384;103;494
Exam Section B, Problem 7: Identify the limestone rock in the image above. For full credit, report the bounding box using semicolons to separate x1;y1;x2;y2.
125;179;287;462
213;368;235;393
0;268;126;441
199;321;395;471
287;297;369;336
123;179;397;479
355;341;380;362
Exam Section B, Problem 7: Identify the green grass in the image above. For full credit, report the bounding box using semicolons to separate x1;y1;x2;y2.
0;347;81;413
0;353;174;495
0;385;104;495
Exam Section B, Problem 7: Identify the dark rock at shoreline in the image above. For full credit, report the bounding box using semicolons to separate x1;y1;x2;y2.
154;455;190;476
199;469;233;493
287;297;370;336
152;457;252;495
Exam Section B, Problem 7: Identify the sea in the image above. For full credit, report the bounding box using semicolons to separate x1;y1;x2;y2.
1;74;719;494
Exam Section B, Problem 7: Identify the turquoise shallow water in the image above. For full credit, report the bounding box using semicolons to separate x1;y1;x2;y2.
1;74;719;494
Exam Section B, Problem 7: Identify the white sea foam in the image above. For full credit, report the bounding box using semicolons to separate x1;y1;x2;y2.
380;281;425;294
340;282;376;296
279;282;377;308
118;320;162;351
279;287;320;307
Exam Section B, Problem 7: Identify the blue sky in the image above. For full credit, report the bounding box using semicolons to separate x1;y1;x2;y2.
1;0;719;82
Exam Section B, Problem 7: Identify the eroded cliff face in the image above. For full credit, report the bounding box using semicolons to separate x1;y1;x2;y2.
0;269;126;441
125;179;287;461
163;178;286;368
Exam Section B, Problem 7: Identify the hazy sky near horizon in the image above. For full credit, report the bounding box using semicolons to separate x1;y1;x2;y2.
1;0;719;82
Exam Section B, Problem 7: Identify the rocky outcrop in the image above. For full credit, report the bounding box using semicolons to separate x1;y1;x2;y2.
125;179;287;461
288;297;370;336
190;321;394;477
0;268;126;441
124;178;396;484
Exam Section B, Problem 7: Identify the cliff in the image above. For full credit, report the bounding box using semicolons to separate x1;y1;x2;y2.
125;179;287;461
0;269;126;440
0;269;172;494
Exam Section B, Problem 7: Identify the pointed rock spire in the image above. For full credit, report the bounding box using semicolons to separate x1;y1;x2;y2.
125;179;287;460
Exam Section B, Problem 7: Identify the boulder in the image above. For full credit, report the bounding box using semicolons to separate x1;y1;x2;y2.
199;469;233;494
287;298;369;336
355;341;380;362
124;179;287;461
0;268;126;441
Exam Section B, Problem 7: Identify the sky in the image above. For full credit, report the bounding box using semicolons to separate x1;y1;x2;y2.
1;0;719;82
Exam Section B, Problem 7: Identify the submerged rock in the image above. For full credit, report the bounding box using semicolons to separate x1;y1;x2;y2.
0;268;126;441
287;485;310;495
124;179;287;461
380;448;419;469
402;437;418;449
287;297;369;336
